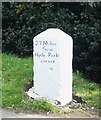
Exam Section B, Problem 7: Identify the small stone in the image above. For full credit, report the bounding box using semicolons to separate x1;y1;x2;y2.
91;107;94;109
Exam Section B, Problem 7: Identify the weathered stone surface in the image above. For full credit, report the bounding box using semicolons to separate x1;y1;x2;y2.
33;28;73;106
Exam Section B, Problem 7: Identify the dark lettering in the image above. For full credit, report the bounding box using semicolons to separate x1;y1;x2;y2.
43;41;48;45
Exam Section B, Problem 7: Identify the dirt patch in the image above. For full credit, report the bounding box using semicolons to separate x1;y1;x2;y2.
24;80;33;92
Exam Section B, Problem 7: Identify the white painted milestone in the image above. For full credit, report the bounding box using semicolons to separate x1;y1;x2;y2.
33;28;73;106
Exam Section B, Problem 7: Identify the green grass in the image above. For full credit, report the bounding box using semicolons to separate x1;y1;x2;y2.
2;53;32;108
2;53;60;113
1;53;100;114
73;72;100;109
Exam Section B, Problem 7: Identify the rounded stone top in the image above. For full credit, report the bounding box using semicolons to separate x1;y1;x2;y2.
34;28;73;41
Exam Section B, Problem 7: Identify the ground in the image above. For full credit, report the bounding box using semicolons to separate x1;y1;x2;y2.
1;107;100;119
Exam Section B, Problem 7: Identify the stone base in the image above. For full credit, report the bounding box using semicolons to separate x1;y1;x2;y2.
26;87;62;106
26;87;84;109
